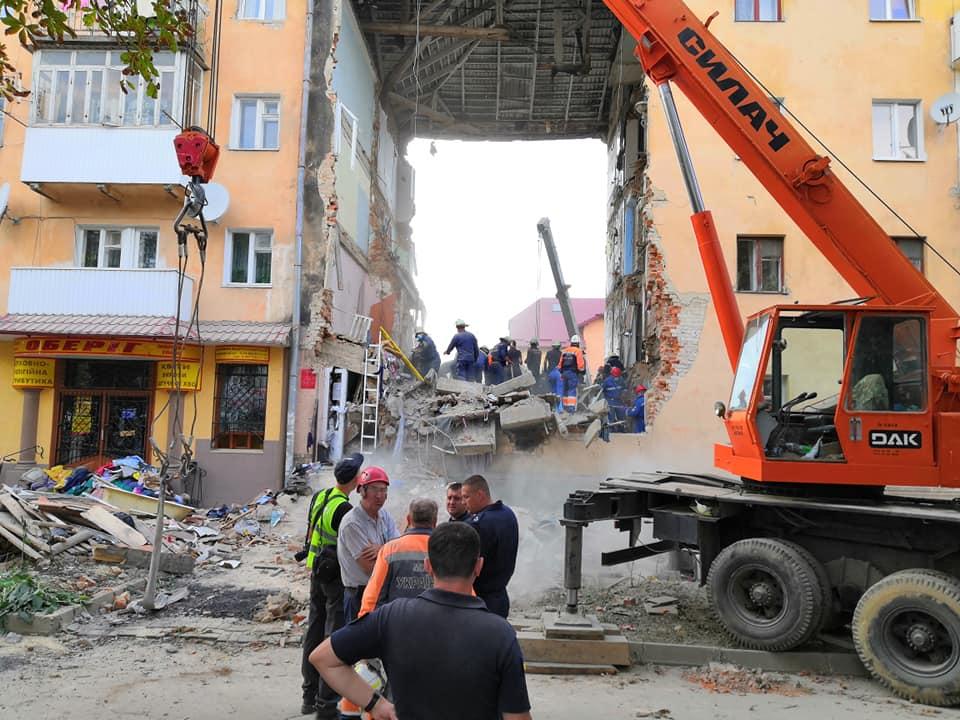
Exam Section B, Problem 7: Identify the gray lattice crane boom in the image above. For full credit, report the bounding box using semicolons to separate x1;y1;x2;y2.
536;217;578;340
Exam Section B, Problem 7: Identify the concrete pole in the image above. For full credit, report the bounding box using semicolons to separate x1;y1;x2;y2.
18;390;40;463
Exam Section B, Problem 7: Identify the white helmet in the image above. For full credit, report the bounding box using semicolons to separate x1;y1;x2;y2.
570;335;580;344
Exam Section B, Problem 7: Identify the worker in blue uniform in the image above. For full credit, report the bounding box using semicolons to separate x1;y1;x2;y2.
487;337;510;385
602;367;627;432
475;346;488;384
414;330;441;377
444;320;479;381
627;384;647;433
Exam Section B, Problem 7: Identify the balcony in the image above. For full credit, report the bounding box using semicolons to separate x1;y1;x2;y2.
8;268;194;318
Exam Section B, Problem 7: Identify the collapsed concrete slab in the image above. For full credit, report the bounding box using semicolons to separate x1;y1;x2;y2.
451;421;496;455
435;376;483;395
490;370;536;396
499;397;554;432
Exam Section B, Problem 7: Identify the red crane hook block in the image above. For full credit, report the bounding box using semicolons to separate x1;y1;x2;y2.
173;127;220;183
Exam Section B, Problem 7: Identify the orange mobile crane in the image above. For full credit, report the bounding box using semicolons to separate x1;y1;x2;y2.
562;0;960;706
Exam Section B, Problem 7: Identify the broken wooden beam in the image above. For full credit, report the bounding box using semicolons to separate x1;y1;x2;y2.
50;529;96;556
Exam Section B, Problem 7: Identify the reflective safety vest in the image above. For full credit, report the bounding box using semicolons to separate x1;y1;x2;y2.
559;346;585;372
305;486;350;570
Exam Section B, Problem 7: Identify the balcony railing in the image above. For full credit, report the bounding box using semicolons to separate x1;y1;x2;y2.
8;268;194;318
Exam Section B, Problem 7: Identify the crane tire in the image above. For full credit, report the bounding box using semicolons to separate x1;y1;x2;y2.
853;569;960;706
779;540;837;632
707;537;824;651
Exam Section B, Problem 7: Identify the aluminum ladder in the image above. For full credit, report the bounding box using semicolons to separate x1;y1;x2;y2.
360;342;382;452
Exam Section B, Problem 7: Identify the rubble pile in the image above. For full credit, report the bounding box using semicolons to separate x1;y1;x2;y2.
683;663;812;696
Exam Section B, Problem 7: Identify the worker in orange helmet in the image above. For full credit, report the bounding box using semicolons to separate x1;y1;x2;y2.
602;366;627;432
627;384;647;433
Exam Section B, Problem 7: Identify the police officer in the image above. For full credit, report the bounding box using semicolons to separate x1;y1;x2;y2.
507;340;523;379
300;452;363;718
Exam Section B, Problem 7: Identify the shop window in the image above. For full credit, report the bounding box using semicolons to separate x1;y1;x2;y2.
870;0;915;20
238;0;284;21
77;227;159;269
64;360;153;390
847;316;925;412
737;236;784;293
735;0;781;22
872;101;923;161
232;95;279;150
893;236;924;273
33;49;177;127
213;363;268;449
225;230;272;285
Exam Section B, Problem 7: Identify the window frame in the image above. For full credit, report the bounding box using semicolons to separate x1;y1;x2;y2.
736;235;785;294
893;236;925;274
333;100;359;168
237;0;285;21
76;226;160;269
224;229;274;286
231;94;281;151
869;0;918;21
872;100;925;162
734;0;782;22
32;49;180;128
211;362;269;450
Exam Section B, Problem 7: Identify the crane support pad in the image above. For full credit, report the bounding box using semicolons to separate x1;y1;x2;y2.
601;541;674;566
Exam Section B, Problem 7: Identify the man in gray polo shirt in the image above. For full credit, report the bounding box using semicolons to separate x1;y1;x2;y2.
337;465;399;622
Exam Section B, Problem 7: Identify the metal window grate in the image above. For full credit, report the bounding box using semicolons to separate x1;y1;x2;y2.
213;363;268;449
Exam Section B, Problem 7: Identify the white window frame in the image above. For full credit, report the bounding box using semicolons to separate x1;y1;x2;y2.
736;235;785;294
32;49;181;128
872;100;925;162
76;227;160;269
734;0;782;22
224;229;273;286
237;0;285;21
230;95;280;150
333;100;359;168
869;0;917;21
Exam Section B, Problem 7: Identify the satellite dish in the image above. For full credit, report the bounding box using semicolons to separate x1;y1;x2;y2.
931;92;960;125
0;182;20;224
203;183;230;223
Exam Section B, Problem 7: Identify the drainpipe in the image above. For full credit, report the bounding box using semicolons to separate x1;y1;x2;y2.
285;0;314;478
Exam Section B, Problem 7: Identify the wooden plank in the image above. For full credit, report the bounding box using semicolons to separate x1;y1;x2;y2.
50;529;96;556
0;512;49;554
0;522;42;559
517;631;631;665
0;492;30;524
81;506;148;547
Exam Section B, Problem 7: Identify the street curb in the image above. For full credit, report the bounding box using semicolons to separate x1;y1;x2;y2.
628;641;868;677
4;578;148;636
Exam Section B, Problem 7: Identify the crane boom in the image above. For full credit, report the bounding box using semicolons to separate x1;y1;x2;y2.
537;217;579;340
603;0;957;356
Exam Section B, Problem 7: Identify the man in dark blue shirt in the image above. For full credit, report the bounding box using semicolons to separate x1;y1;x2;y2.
310;523;532;720
461;474;519;619
444;319;479;381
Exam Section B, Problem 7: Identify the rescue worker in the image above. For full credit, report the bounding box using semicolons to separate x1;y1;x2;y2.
602;366;627;432
627;384;647;433
299;452;363;719
476;346;488;384
557;335;586;413
444;319;479;381
507;340;523;379
414;330;441;377
606;353;625;374
525;339;542;382
543;340;562;377
358;498;438;616
488;336;510;385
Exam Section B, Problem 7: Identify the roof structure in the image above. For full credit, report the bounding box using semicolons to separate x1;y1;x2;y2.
352;0;621;140
0;315;291;346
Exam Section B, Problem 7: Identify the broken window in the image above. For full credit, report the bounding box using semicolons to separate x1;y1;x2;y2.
334;101;359;168
736;236;784;293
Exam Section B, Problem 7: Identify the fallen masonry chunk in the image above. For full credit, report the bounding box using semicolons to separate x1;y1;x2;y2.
435;376;483;395
499;397;553;432
490;370;536;396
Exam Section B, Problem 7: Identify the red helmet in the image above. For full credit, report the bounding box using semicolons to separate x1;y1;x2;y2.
610;367;622;377
635;385;647;393
357;466;390;487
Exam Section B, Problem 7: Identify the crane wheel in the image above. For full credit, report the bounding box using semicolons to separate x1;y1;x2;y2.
707;538;825;651
779;540;838;631
852;569;960;706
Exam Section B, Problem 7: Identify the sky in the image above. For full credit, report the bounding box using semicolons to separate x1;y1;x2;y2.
406;137;608;350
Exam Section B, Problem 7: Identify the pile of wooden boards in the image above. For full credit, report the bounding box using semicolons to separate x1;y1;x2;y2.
0;486;149;562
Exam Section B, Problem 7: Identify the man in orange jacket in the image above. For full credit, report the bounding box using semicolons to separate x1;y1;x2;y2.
359;498;438;618
557;335;586;413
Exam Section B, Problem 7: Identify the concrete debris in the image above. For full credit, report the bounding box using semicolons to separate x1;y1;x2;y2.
489;369;537;396
635;709;672;718
253;591;298;623
499;397;554;432
644;595;678;616
683;664;811;697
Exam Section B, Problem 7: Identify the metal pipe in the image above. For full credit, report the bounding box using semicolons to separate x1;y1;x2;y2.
285;0;314;478
658;83;704;213
561;520;584;614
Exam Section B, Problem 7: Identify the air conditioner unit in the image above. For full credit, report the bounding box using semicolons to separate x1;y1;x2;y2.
951;12;960;67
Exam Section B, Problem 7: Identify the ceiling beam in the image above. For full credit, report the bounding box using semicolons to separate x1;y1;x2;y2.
361;22;511;41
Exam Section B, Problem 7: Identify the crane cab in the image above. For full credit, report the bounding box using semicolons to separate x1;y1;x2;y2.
714;304;960;489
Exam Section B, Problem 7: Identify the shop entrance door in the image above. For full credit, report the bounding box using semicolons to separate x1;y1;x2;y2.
54;360;153;467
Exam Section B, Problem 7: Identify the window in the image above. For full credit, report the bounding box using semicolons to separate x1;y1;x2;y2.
334;101;359;167
551;303;562;312
226;230;272;285
77;228;159;269
238;0;284;20
33;50;178;127
870;0;915;20
213;363;268;449
893;237;924;273
232;96;279;150
737;236;784;293
872;101;923;161
848;316;925;412
735;0;781;21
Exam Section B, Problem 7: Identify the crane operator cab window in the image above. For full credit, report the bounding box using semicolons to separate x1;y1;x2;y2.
847;316;925;413
758;311;847;462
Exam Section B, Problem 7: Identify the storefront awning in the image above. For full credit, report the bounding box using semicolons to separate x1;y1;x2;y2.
0;314;291;347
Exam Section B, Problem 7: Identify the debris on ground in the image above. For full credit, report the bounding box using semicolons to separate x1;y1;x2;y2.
683;663;812;696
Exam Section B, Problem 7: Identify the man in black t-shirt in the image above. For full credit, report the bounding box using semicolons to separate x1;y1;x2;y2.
310;523;532;720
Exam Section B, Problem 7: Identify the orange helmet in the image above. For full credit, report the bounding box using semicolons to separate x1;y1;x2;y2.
357;466;390;487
